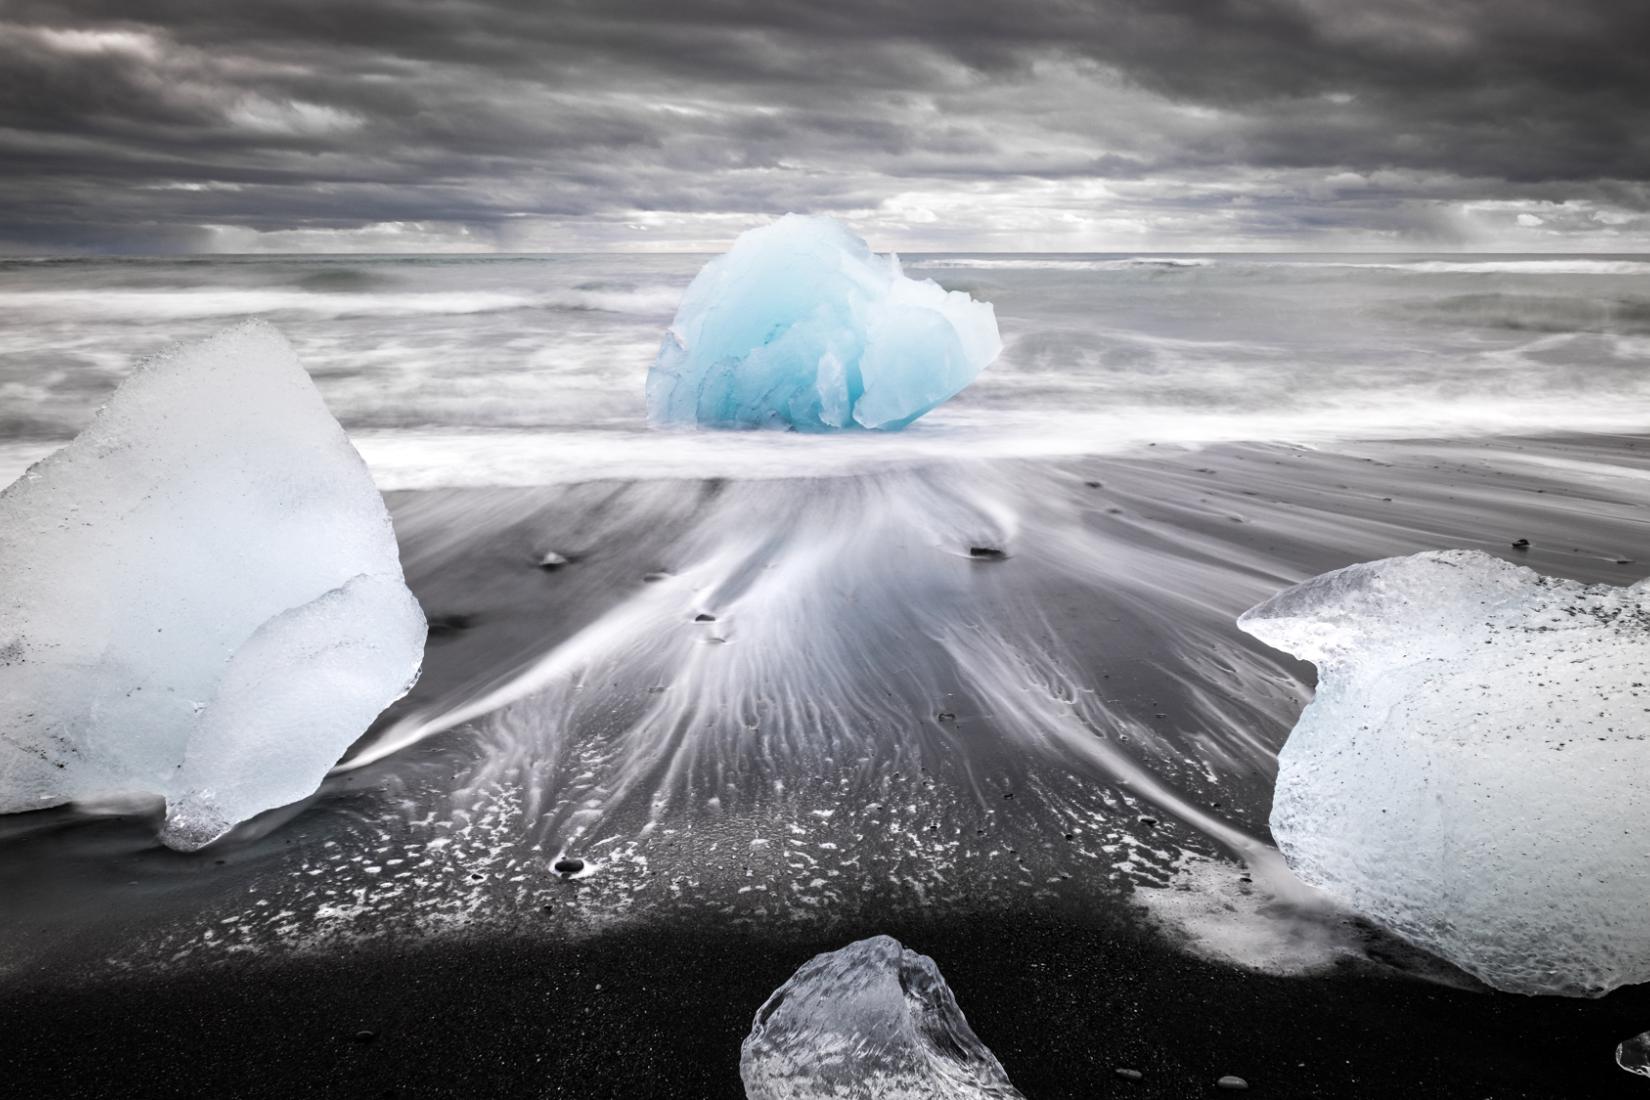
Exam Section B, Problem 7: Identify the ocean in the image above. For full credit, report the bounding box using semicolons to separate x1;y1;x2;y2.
3;252;1649;487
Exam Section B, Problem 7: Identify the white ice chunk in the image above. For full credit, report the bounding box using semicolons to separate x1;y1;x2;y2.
740;935;1023;1099
0;320;425;850
647;215;1001;431
1238;549;1650;996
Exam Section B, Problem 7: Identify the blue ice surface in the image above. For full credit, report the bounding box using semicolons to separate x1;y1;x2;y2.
645;215;1001;432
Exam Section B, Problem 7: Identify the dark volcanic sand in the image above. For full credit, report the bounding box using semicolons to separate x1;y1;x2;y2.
6;913;1650;1098
6;434;1650;1098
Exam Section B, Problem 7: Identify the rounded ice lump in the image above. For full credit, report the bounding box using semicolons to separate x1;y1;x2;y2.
740;934;1023;1099
1238;549;1650;996
0;320;426;851
646;215;1001;431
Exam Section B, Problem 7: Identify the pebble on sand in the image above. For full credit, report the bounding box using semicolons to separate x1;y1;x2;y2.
1114;1067;1143;1081
1217;1074;1249;1090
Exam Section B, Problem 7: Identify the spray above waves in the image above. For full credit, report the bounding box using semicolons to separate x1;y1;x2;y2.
0;285;681;322
915;257;1213;272
913;256;1650;276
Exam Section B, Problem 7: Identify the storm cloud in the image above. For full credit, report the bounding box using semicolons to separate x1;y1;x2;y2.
1;0;1647;251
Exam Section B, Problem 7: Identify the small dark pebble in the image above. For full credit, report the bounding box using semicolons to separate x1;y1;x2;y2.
936;711;956;723
1512;538;1530;549
1139;816;1159;827
1084;480;1103;489
1216;1075;1249;1090
968;546;1008;560
537;551;571;570
352;1030;376;1044
553;858;585;876
694;613;717;623
1617;558;1634;565
1115;1067;1143;1081
1063;832;1075;841
642;571;671;582
1002;792;1014;799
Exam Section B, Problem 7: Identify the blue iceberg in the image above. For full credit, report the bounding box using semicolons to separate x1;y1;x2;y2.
646;215;1001;431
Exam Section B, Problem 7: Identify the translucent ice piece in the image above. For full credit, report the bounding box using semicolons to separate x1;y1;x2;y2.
1239;549;1650;995
647;215;1000;431
741;935;1023;1098
0;320;425;850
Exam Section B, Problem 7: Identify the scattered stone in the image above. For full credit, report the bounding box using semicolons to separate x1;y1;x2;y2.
936;711;957;723
1139;816;1159;827
968;546;1008;560
1084;480;1102;489
643;571;671;582
553;857;585;876
1216;1075;1248;1090
1617;559;1635;565
1511;538;1530;549
352;1030;376;1044
694;612;717;623
1115;1067;1143;1081
537;551;572;570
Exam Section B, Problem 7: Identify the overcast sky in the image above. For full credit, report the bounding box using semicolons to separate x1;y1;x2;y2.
3;0;1648;253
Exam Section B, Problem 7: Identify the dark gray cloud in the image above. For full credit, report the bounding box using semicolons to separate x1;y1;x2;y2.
1;0;1646;251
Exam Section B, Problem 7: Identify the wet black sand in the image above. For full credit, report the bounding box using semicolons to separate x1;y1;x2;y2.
6;434;1650;1098
6;909;1650;1098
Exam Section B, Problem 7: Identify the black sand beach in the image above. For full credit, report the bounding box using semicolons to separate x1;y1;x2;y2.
8;911;1650;1098
6;434;1650;1098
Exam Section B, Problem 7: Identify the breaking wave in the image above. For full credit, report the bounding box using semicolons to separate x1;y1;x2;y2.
914;257;1213;272
0;285;680;321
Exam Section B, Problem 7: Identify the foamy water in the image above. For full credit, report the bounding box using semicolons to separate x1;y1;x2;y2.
2;251;1649;488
